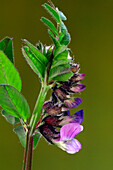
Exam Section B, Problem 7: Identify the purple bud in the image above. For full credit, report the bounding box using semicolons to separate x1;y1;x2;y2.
70;84;86;93
39;124;60;144
64;97;82;109
69;74;85;82
54;88;70;101
43;101;53;110
70;64;80;73
43;115;62;127
46;103;62;115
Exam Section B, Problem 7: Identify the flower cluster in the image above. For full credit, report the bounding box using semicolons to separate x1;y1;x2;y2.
38;64;85;154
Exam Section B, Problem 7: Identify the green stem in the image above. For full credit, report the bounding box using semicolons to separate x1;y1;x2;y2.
29;85;49;136
22;131;29;170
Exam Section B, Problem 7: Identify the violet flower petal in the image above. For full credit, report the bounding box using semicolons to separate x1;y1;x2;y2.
64;97;82;109
70;84;86;93
73;110;84;124
66;139;81;154
60;123;83;140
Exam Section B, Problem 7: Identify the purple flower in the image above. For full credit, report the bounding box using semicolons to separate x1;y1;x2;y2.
53;123;83;154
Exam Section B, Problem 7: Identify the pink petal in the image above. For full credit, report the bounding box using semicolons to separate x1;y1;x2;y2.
66;139;81;154
60;123;83;140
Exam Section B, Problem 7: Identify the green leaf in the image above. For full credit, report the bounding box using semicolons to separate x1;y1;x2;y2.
0;51;21;92
54;45;66;57
51;72;73;81
2;110;20;125
52;59;71;68
36;41;43;53
60;33;71;45
48;30;60;47
56;8;67;21
53;50;68;62
14;125;26;147
49;64;70;80
41;17;58;36
43;3;60;23
0;37;14;64
33;132;41;150
22;46;46;80
23;39;48;65
0;85;31;119
45;46;53;60
60;21;71;45
61;21;67;34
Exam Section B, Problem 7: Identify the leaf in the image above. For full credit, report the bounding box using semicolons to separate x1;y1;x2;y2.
52;59;71;68
23;39;48;65
51;72;73;81
41;17;58;36
53;50;68;62
45;46;53;60
22;46;45;80
2;110;20;125
0;37;14;63
0;51;21;92
33;132;41;150
14;125;26;147
49;64;70;80
43;3;60;23
0;85;31;119
56;8;67;21
54;45;66;57
60;32;71;45
60;21;71;45
48;30;60;47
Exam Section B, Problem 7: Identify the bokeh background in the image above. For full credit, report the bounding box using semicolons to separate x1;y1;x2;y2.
0;0;113;169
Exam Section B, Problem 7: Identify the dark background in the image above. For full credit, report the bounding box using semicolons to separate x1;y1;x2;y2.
0;0;113;169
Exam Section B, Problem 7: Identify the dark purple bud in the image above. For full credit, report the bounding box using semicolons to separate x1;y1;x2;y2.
70;84;86;93
70;64;80;73
43;115;62;127
54;87;70;101
69;74;85;82
64;97;82;109
46;103;62;115
39;124;60;144
43;101;53;110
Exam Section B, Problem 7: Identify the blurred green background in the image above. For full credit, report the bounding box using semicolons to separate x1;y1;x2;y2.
0;0;113;169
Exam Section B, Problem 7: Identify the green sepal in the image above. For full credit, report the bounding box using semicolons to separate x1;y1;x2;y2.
41;17;58;36
14;125;26;147
33;132;41;150
0;37;14;63
1;110;20;125
48;30;60;47
0;85;31;119
43;3;60;23
0;50;22;92
22;46;45;80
